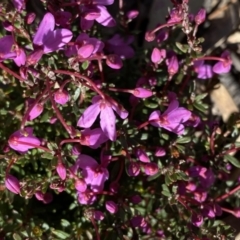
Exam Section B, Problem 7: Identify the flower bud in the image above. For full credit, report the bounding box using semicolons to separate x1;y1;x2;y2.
132;88;153;99
130;195;142;204
191;213;203;227
151;48;166;64
26;12;36;24
5;174;20;194
56;162;67;180
167;55;179;76
127;162;140;176
145;31;155;42
93;210;104;221
143;162;159;176
105;201;118;214
195;9;206;25
131;216;147;228
154;147;166;157
126;10;139;20
135;148;150;162
28;103;44;121
106;54;123;69
3;21;14;31
54;90;70;105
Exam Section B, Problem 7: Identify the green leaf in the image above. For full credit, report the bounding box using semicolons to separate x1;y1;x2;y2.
13;233;22;240
224;155;240;168
194;93;208;102
193;101;207;113
175;42;188;53
73;88;81;102
51;229;70;239
81;61;89;70
176;136;191;144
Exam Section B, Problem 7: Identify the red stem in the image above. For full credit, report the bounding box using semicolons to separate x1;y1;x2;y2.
216;184;240;202
46;79;74;137
54;69;106;99
0;62;25;82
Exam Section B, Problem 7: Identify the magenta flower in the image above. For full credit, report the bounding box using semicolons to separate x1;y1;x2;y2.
166;55;179;76
65;33;104;60
33;13;73;54
80;128;108;149
106;54;123;69
35;191;53;204
93;210;105;220
77;95;128;141
151;48;166;64
135;148;150;163
143;162;159;176
5;174;21;194
132;88;153;99
105;200;118;214
154;147;166;157
191;213;203;227
127;162;140;176
8;127;41;153
194;60;213;79
213;51;232;74
56;162;67;180
105;34;135;59
0;35;17;61
131;216;147;228
126;10;139;20
195;8;206;25
78;191;97;205
54;90;70;105
27;101;44;121
71;154;109;192
80;1;116;30
13;48;26;67
75;179;87;192
149;99;191;135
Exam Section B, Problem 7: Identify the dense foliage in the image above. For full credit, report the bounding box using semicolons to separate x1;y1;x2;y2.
0;0;239;239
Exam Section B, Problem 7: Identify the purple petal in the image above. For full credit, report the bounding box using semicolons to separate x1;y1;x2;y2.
149;110;161;127
43;29;73;53
80;18;94;30
163;123;185;135
14;48;26;67
77;102;101;128
0;35;14;55
111;103;128;119
94;0;114;5
167;107;191;123
76;154;98;169
5;174;20;194
213;62;231;74
78;44;94;58
95;6;116;27
100;105;116;141
164;100;179;115
135;149;150;162
33;13;55;46
196;64;213;79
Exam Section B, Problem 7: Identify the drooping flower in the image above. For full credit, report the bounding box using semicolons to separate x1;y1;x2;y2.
149;99;191;135
54;89;70;105
13;48;26;67
77;95;128;141
191;213;203;227
106;54;123;69
132;88;153;99
143;162;159;176
71;154;109;192
166;54;179;76
27;99;44;121
8;127;41;153
135;148;150;162
65;33;104;60
213;51;232;74
56;162;67;180
93;210;105;220
154;147;166;157
33;12;73;54
5;174;21;194
79;1;116;30
127;162;140;176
